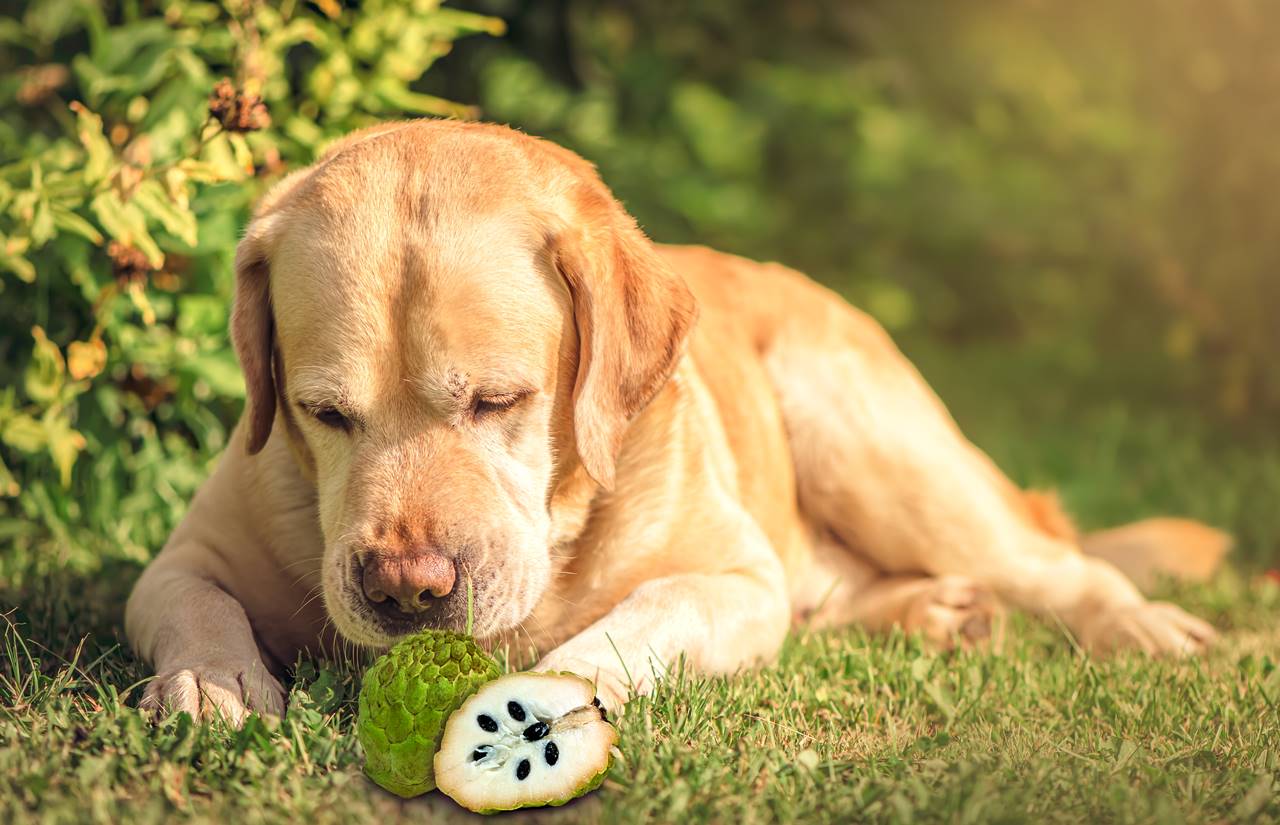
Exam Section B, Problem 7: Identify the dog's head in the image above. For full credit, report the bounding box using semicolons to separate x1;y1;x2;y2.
231;121;696;646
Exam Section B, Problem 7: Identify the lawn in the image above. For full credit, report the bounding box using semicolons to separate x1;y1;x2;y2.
2;345;1279;824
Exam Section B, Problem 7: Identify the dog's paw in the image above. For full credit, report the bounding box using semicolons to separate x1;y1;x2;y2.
904;576;1004;650
140;660;285;726
1077;601;1216;656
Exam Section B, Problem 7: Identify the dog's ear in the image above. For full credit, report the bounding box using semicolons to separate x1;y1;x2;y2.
231;169;311;455
231;216;277;455
555;190;698;490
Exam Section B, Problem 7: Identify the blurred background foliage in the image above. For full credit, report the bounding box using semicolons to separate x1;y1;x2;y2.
433;0;1280;412
1;0;1277;573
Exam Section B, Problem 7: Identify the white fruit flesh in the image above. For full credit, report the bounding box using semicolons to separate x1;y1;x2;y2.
434;673;617;812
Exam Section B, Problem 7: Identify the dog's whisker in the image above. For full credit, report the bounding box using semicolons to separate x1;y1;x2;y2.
279;554;325;571
513;620;539;669
537;589;581;609
290;585;327;622
290;571;321;589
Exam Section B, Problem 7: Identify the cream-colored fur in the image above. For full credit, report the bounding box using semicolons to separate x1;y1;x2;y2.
125;121;1223;723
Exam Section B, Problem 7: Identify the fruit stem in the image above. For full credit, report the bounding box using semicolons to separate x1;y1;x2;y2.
550;705;605;734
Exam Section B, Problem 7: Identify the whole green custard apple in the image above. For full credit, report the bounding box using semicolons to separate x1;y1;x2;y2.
357;630;500;797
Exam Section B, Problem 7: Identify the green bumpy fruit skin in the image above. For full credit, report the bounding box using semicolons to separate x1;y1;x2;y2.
357;631;500;798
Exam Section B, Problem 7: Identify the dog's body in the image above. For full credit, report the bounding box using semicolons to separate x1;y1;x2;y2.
126;121;1226;721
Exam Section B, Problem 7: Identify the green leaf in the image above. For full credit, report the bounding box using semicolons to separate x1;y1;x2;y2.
24;326;65;405
133;179;198;247
53;233;99;299
176;294;227;336
90;191;163;266
2;413;46;454
283;116;325;149
371;77;473;118
30;199;56;246
50;205;104;244
42;408;86;487
125;281;156;325
24;0;92;45
0;236;36;283
176;159;233;185
70;53;109;105
69;102;114;185
431;8;508;38
228;133;255;176
185;351;245;398
262;17;325;52
90;18;172;73
201;134;249;181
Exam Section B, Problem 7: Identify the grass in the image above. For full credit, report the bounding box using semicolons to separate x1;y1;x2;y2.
3;344;1279;824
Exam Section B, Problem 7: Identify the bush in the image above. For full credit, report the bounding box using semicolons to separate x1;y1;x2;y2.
0;0;501;567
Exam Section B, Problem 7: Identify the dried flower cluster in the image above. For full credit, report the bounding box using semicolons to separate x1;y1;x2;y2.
208;78;270;132
108;241;154;286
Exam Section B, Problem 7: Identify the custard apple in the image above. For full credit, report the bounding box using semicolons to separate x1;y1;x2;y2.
434;672;619;813
357;630;500;797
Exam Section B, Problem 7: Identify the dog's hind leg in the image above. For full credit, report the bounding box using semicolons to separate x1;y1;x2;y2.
762;275;1214;656
795;533;1002;650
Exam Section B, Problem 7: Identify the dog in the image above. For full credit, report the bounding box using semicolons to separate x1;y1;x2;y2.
125;120;1229;723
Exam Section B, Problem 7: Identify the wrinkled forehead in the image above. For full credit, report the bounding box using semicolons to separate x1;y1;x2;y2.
268;191;568;402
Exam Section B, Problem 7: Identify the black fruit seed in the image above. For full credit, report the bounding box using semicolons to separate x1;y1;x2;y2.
516;759;531;781
470;746;491;762
523;722;549;741
477;714;498;732
507;701;526;722
544;741;559;766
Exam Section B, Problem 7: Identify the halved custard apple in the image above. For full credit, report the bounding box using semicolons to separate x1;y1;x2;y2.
434;672;618;813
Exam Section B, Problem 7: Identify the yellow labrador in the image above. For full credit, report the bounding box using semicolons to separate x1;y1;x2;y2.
126;120;1228;722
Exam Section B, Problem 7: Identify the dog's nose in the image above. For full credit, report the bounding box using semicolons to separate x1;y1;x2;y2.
359;551;456;615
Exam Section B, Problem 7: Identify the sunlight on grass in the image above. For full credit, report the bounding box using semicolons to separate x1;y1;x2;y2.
2;575;1278;823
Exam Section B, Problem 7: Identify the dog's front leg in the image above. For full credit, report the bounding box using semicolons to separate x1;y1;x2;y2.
535;514;790;710
126;550;285;725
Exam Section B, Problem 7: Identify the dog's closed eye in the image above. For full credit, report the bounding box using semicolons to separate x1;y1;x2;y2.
299;402;354;433
473;390;533;420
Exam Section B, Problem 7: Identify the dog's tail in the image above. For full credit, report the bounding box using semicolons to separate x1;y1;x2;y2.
1023;490;1232;593
1080;518;1232;592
